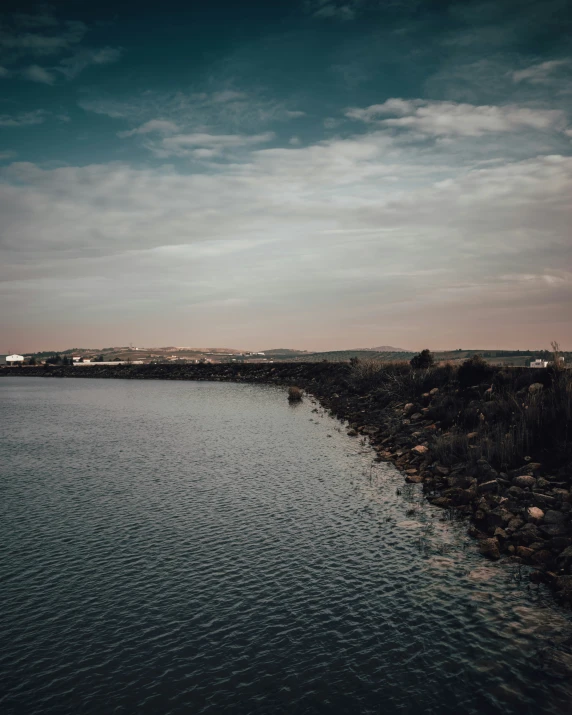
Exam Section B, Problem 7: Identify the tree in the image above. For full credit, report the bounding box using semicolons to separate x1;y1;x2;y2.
28;356;36;365
410;349;434;369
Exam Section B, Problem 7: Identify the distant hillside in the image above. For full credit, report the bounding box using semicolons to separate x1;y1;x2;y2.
261;348;309;356
290;350;415;363
363;345;407;352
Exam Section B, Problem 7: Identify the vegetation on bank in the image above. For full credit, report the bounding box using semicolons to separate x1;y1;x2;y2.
348;350;571;471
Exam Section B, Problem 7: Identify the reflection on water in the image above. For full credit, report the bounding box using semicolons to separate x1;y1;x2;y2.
1;377;571;714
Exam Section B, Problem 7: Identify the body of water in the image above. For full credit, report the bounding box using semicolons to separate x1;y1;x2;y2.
1;377;571;714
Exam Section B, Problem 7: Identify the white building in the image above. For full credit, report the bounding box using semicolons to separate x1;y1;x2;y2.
3;354;24;365
530;359;548;368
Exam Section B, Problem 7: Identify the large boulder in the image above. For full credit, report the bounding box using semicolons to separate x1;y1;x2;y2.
479;538;500;560
513;475;536;489
516;523;541;545
540;523;569;538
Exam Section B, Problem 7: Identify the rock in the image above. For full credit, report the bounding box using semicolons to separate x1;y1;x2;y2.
507;516;525;532
478;480;499;495
430;496;452;509
480;538;500;560
411;445;429;456
403;403;415;415
513;475;536;489
527;506;544;523
554;575;572;606
540;523;569;538
494;527;508;541
535;477;551;490
467;432;478;439
347;429;358;436
528;382;544;394
532;493;557;509
443;487;471;505
544;510;567;524
410;413;423;421
434;465;450;477
556;546;572;573
549;537;572;553
406;473;424;484
429;387;439;396
517;546;535;559
517;523;540;544
506;486;525;500
531;549;553;566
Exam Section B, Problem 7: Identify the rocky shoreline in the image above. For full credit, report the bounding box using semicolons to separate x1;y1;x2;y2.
3;361;571;607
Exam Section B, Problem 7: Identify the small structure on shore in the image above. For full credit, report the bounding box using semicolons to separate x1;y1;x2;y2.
1;354;24;365
530;359;549;368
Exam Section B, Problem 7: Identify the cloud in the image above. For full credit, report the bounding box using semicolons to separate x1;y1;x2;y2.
0;150;17;160
512;60;570;84
0;10;121;83
117;119;180;138
151;131;276;157
0;110;47;127
211;90;248;103
21;63;55;84
56;46;122;80
0;65;9;77
346;99;568;136
305;0;365;20
0;20;86;57
1;125;571;349
12;10;59;29
79;90;305;135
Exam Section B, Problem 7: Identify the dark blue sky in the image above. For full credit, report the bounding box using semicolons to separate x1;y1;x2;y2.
1;0;571;351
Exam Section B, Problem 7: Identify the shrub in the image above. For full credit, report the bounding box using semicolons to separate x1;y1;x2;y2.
410;349;435;369
287;386;303;401
457;354;493;389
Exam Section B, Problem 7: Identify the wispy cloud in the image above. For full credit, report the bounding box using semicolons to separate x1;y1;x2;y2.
346;99;568;137
304;0;365;21
512;60;570;84
149;131;276;158
21;63;55;84
0;110;47;127
56;46;122;80
79;89;306;135
0;8;121;83
117;119;180;138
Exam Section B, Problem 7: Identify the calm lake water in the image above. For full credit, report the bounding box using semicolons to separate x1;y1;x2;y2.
1;377;572;715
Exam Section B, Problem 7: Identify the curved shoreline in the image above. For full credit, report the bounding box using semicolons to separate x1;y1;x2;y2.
3;362;571;608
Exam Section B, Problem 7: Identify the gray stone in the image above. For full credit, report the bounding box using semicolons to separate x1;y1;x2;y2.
513;475;536;489
544;510;567;524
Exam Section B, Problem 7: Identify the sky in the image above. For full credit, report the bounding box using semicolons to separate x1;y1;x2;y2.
0;0;571;353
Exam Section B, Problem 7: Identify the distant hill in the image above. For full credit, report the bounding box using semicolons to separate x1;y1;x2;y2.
363;345;407;352
261;348;309;356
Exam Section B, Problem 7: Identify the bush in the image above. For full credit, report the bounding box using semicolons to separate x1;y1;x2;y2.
287;386;303;401
410;349;434;369
457;354;493;389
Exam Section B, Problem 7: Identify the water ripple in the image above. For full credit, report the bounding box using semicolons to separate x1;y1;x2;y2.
1;378;572;714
